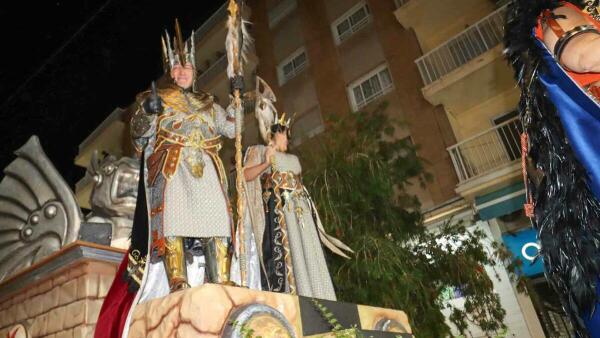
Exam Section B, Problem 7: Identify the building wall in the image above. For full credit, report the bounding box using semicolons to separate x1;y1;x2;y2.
272;12;305;63
396;0;496;53
322;0;363;23
248;0;458;209
429;218;546;338
369;0;458;206
0;258;118;338
452;88;520;141
296;0;351;118
396;0;523;202
399;0;550;335
337;24;387;86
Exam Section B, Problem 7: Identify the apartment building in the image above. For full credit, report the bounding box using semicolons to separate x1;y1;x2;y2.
246;0;458;210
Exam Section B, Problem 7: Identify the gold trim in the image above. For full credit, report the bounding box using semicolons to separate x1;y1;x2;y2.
272;171;303;191
272;169;297;294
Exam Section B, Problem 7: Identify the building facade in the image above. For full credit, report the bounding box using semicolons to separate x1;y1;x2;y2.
247;0;458;210
395;0;571;336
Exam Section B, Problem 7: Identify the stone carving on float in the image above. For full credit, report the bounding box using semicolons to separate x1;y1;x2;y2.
85;151;139;249
223;304;296;338
0;136;82;282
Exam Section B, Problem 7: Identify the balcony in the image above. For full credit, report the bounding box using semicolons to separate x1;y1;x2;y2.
448;117;523;198
197;54;227;85
394;0;410;8
415;5;516;121
415;4;507;86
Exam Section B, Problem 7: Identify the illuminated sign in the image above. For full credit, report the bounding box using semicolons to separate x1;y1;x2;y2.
501;228;545;277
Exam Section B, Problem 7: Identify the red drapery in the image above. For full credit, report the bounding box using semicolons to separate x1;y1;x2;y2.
94;255;136;338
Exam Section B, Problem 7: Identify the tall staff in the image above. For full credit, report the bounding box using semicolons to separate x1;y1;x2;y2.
226;0;250;286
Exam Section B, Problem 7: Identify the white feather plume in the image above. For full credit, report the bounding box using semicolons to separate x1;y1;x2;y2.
226;5;253;79
255;76;277;142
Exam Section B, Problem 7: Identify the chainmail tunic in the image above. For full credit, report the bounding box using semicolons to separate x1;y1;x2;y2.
133;86;235;240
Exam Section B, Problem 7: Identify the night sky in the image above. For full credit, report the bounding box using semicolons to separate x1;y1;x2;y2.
0;0;222;187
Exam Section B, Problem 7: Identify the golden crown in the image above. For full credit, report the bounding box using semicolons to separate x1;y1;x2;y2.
274;112;292;129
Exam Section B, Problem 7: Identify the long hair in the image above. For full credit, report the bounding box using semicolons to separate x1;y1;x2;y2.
270;123;290;137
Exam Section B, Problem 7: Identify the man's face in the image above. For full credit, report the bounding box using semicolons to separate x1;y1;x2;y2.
170;62;194;89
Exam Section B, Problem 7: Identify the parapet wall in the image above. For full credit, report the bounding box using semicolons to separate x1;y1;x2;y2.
0;242;413;338
0;242;123;338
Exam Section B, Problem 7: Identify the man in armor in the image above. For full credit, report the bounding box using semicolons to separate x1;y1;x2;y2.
130;20;238;293
95;18;245;338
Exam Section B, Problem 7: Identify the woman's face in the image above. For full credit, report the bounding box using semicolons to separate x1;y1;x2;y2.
272;131;289;152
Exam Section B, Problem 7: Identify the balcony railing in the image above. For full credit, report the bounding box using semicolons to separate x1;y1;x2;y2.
448;117;522;183
394;0;411;8
197;54;227;84
415;4;507;86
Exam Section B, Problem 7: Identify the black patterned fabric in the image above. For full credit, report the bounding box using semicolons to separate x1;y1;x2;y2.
260;186;287;293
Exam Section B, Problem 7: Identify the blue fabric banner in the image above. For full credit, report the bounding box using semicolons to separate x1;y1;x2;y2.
536;39;600;337
536;40;600;200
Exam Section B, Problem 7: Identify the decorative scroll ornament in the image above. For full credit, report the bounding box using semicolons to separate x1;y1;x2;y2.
223;304;296;338
584;0;600;21
0;136;82;282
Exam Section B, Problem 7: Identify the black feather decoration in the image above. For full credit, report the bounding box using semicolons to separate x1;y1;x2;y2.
504;0;600;336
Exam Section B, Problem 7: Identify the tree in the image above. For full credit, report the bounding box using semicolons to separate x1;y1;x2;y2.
299;103;513;337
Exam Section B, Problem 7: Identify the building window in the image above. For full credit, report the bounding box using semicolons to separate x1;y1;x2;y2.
277;47;308;85
348;64;394;111
268;0;298;29
331;1;371;45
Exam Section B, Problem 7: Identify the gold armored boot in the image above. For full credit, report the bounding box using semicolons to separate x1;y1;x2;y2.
164;236;189;292
202;237;232;284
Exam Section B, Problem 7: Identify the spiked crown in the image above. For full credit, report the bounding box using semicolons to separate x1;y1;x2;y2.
274;112;292;129
161;19;196;72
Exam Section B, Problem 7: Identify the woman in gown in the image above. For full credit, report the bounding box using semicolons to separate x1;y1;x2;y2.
233;77;353;300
